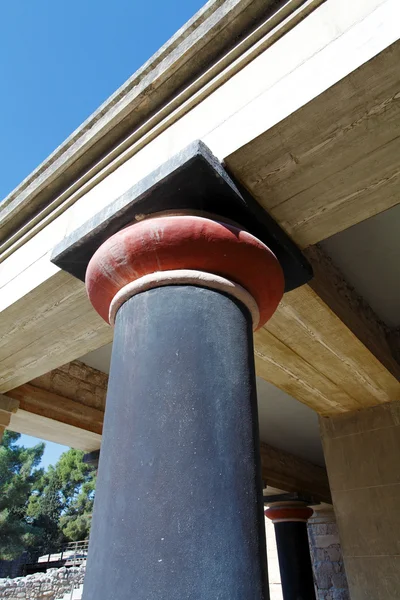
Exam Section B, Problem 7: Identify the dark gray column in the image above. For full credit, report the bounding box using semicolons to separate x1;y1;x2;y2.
265;501;316;600
50;142;311;600
82;285;269;600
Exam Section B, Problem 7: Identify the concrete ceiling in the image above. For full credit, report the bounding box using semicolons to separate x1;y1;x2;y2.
321;204;400;328
80;344;325;467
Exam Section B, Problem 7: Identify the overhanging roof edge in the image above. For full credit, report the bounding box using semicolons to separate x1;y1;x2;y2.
0;0;288;240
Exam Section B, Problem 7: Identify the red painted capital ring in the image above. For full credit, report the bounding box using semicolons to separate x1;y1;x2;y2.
264;506;314;523
85;215;284;328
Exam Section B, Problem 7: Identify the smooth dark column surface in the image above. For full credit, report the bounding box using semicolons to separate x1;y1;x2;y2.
274;521;316;600
82;285;269;600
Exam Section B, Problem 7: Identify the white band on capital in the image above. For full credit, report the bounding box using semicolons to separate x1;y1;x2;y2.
108;269;260;329
268;517;311;524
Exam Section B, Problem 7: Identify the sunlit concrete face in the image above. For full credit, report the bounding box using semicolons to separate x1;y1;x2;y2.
80;343;325;467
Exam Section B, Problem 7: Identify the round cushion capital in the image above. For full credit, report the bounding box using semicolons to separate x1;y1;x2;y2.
85;215;284;328
264;505;314;523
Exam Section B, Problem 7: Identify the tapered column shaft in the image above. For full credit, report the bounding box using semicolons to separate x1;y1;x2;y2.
265;503;316;600
274;521;316;600
83;286;269;599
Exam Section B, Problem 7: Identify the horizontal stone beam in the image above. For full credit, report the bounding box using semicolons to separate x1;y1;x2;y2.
260;442;331;504
5;361;330;500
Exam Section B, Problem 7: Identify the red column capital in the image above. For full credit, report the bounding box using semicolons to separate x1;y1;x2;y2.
86;214;284;328
265;502;314;524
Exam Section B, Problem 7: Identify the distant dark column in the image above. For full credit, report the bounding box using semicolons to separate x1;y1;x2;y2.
265;502;316;600
80;214;285;600
83;449;100;472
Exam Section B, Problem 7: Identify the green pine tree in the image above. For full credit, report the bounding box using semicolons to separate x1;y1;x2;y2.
1;435;96;559
28;449;97;545
0;431;44;559
56;449;96;542
27;468;65;554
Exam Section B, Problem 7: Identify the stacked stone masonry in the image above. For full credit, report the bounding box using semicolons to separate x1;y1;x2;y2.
308;512;349;600
31;361;107;410
0;565;85;600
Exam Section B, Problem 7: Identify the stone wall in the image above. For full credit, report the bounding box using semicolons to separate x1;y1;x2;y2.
308;509;349;600
0;564;85;600
31;360;107;411
320;404;400;600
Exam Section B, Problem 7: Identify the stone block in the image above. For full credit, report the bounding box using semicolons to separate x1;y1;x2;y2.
332;573;348;589
318;562;336;576
69;361;90;382
320;402;400;439
75;386;103;409
332;484;400;556
345;555;400;600
332;589;350;600
316;534;338;549
315;572;332;590
325;547;341;562
314;548;327;561
49;372;79;398
86;370;108;388
324;423;400;491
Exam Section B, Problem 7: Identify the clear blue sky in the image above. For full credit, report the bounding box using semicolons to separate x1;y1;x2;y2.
0;0;205;200
2;0;204;465
18;435;69;469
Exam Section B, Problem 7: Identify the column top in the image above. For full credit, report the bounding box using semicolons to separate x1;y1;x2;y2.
265;501;314;523
51;141;312;292
86;214;284;329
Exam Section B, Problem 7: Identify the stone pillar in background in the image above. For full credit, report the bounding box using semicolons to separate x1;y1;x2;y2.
83;449;100;473
81;214;285;600
265;500;316;600
320;401;400;600
308;508;349;600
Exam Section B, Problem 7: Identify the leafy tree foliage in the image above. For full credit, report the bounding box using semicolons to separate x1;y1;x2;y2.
53;449;96;542
0;434;96;560
28;448;96;547
27;469;65;554
0;431;44;559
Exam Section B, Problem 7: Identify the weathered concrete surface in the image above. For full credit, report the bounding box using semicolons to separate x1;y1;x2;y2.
320;401;400;600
